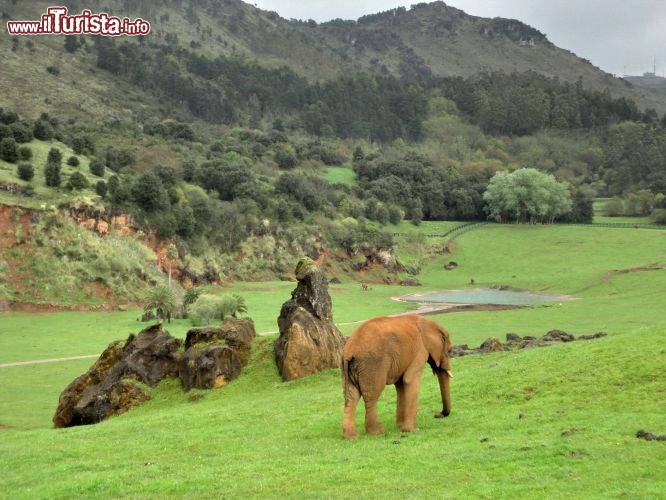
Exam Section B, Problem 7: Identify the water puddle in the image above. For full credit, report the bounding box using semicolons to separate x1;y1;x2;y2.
399;288;576;311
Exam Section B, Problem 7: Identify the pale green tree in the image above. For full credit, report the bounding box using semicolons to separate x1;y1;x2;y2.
484;168;572;223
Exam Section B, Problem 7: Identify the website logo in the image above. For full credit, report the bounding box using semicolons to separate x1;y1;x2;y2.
7;6;151;36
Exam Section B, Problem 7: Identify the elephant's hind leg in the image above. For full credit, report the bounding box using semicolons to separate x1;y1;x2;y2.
342;384;361;439
363;395;384;435
395;380;407;429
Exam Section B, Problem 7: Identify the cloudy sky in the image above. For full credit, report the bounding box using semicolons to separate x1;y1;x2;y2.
251;0;666;77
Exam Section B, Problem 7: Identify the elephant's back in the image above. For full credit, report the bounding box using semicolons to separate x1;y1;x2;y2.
343;315;422;357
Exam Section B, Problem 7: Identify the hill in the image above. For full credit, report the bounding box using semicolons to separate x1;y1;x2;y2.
2;0;666;118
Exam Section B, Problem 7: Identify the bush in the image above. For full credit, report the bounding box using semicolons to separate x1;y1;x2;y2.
47;147;62;166
188;293;247;326
17;162;34;181
18;146;32;161
651;208;666;225
10;121;33;143
273;143;298;169
0;124;11;140
71;135;95;155
89;159;105;177
0;137;19;162
603;197;625;217
67;171;89;190
33;120;55;141
95;180;108;197
44;161;61;187
67;156;80;167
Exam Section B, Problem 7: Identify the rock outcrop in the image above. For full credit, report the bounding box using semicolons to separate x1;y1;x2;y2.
451;330;607;357
274;258;346;381
54;318;257;427
53;324;181;428
180;317;256;391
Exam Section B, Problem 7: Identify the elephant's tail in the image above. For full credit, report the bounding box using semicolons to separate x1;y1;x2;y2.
342;356;361;394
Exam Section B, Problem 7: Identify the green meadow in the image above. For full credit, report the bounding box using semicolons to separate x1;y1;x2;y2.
1;224;665;498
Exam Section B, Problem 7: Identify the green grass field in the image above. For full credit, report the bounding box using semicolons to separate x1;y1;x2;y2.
323;166;357;186
1;224;665;498
0;137;100;209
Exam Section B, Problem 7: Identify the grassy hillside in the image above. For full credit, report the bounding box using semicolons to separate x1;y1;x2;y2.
1;223;664;497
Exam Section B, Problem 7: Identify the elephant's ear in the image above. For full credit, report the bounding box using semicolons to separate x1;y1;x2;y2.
421;322;451;369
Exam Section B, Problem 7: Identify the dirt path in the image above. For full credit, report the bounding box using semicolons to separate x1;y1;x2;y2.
0;306;495;369
0;355;99;368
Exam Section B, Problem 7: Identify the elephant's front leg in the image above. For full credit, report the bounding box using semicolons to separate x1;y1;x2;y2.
398;371;424;432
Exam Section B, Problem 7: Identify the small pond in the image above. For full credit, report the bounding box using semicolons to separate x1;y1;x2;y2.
401;288;572;306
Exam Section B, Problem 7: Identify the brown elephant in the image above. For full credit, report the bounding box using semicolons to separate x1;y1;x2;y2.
341;314;453;439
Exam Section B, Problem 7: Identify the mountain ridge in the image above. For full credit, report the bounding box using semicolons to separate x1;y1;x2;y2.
2;0;665;118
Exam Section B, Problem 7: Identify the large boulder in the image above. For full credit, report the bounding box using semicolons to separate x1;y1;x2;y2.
180;317;256;391
53;324;181;428
274;258;346;381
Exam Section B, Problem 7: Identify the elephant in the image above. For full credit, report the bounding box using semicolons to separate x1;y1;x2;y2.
341;314;453;439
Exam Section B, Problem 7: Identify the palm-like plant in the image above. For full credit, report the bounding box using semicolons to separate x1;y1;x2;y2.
143;285;177;323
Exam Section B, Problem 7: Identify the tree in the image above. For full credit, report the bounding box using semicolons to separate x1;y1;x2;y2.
483;168;572;223
143;285;177;323
165;243;178;288
132;170;169;212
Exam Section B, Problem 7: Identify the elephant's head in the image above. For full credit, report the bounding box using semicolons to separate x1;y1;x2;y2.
420;318;453;418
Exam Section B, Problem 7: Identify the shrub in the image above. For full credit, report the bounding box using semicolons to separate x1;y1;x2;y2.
0;124;11;140
67;171;89;190
603;197;625;217
18;146;32;161
67;156;80;167
71;135;95;155
651;208;666;225
47;147;62;166
10;121;33;143
188;293;247;326
273;143;298;169
0;137;19;162
95;180;108;197
17;162;34;181
89;159;105;177
44;161;61;187
33;120;55;140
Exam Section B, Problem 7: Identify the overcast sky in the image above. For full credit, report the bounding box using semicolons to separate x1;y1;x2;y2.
250;0;666;77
